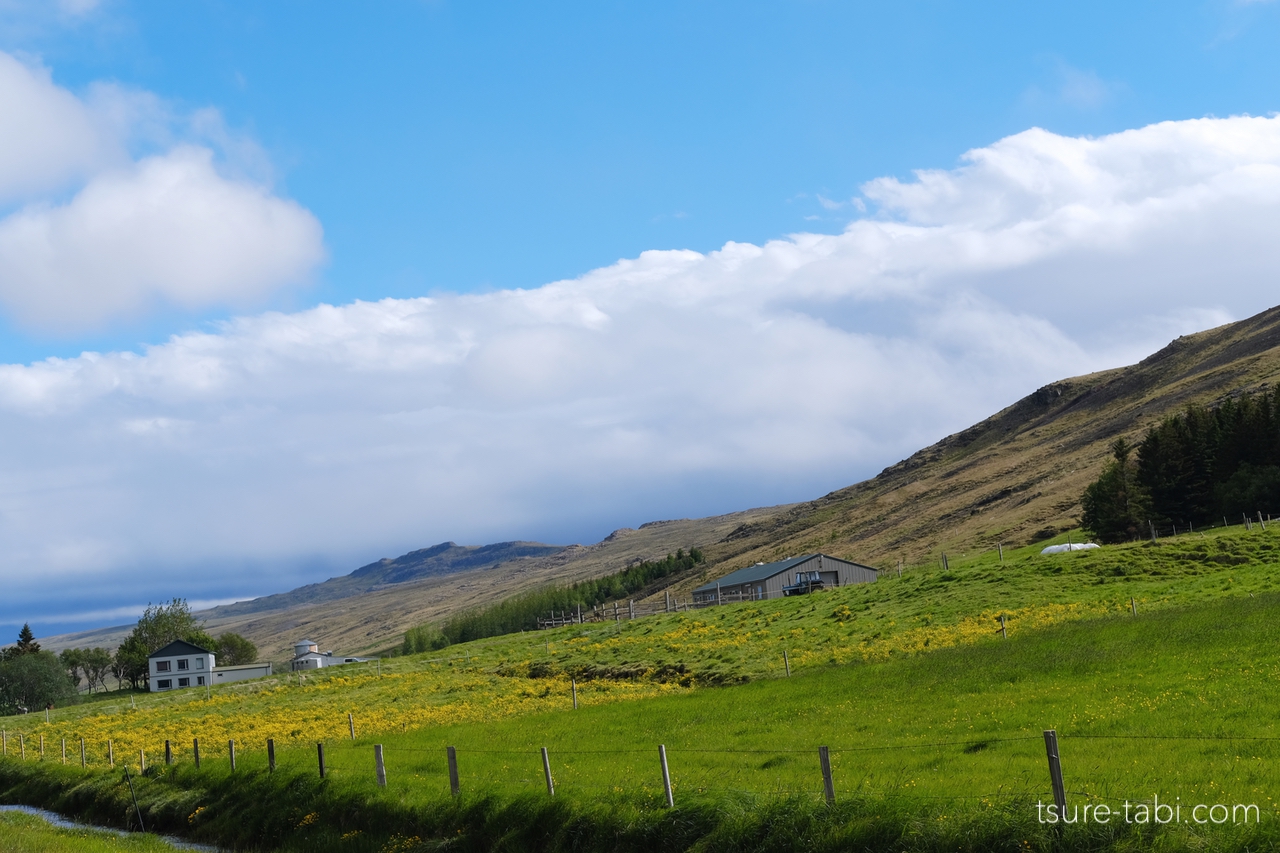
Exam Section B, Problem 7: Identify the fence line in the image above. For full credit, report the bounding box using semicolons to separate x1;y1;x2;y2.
1;724;1273;813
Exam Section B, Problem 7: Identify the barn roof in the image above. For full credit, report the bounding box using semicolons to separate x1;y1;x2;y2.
693;554;818;593
148;639;213;658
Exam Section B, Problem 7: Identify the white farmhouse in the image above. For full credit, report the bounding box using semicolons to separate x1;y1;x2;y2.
148;640;214;692
148;639;274;692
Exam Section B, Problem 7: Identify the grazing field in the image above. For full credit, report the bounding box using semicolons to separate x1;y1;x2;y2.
3;525;1280;851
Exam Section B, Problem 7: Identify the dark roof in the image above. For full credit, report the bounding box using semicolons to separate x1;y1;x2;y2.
149;639;213;658
693;555;819;593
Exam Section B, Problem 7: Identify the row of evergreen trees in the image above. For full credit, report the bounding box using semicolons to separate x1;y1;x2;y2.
402;548;705;653
1081;388;1280;542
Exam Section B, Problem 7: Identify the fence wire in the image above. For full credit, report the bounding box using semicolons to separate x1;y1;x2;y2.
4;727;1274;808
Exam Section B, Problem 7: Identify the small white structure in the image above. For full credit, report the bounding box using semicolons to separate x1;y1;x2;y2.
1040;542;1101;555
289;639;371;671
148;640;215;692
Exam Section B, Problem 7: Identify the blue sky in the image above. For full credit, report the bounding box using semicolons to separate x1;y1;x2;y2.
5;1;1280;638
9;0;1278;358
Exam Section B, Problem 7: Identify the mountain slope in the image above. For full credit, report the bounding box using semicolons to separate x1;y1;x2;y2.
42;508;787;658
674;303;1280;595
209;541;567;617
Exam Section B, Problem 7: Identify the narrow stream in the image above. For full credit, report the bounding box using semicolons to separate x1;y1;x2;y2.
0;804;225;851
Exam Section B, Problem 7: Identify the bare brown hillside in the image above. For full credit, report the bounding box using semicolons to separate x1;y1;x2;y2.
44;507;787;660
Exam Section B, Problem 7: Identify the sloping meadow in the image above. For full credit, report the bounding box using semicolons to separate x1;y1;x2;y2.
3;525;1280;851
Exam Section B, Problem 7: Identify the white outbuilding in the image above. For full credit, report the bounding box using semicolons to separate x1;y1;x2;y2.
289;639;370;671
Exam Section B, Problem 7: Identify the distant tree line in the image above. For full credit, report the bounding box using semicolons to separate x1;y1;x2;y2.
402;548;706;653
1082;388;1280;542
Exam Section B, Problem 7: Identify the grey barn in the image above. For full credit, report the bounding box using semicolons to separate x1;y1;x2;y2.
692;553;877;604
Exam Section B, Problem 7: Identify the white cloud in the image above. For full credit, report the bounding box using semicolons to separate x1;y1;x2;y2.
0;147;324;329
0;51;324;331
0;51;123;201
4;115;1280;628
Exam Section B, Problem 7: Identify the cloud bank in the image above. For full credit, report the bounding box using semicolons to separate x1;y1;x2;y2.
0;51;324;331
6;115;1280;631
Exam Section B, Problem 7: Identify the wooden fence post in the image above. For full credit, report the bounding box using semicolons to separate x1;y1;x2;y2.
80;738;86;769
228;740;236;771
629;599;635;619
999;615;1007;639
107;739;113;767
783;650;791;677
19;733;25;760
1;729;5;756
317;743;326;778
349;713;356;740
998;543;1004;563
1043;730;1067;817
267;739;276;772
192;738;199;769
375;744;387;788
40;734;44;759
571;678;578;710
715;583;721;606
1130;597;1137;616
659;745;674;808
818;746;835;804
61;738;66;764
165;740;172;766
541;747;554;796
447;746;460;796
139;748;145;773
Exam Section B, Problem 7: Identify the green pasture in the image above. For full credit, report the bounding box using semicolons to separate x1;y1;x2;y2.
18;522;1280;735
5;523;1280;851
0;810;187;852
295;591;1280;811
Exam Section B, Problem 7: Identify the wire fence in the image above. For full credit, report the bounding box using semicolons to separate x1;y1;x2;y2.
3;725;1276;814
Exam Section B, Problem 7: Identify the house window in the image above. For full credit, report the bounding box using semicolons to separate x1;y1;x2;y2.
177;659;189;670
197;676;205;686
157;679;172;689
195;658;204;669
178;677;190;687
156;660;171;672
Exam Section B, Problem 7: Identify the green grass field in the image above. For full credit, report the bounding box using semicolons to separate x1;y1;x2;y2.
228;589;1280;812
4;524;1280;851
0;810;188;852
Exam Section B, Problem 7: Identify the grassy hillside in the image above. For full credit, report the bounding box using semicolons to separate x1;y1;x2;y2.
11;523;1280;751
4;524;1280;851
